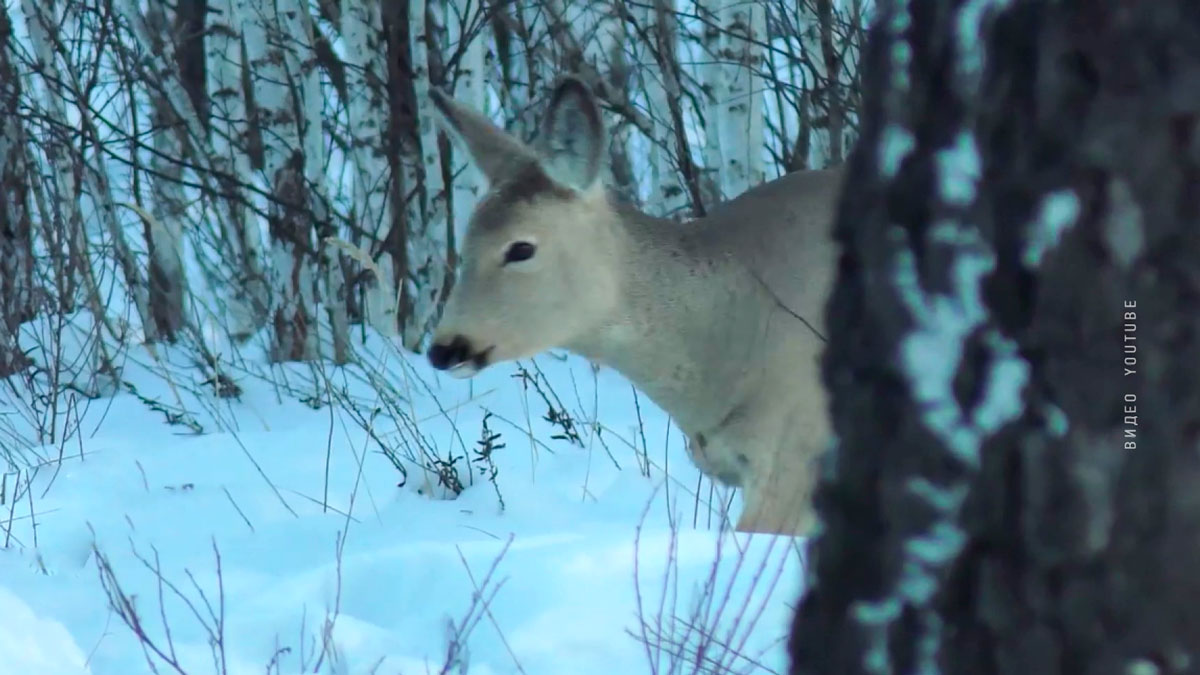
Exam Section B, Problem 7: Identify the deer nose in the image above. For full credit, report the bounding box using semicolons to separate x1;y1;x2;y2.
428;335;472;370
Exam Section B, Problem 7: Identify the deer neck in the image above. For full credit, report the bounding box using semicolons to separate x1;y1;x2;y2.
566;204;770;438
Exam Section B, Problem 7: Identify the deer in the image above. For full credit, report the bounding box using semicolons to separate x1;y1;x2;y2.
424;76;843;536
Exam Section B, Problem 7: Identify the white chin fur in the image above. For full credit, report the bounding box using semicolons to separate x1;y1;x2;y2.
448;362;481;379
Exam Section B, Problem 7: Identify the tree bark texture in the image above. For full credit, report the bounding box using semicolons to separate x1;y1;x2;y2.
0;5;34;376
791;2;1200;674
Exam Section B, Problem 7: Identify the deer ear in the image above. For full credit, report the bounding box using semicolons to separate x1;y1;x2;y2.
532;77;606;192
429;87;532;184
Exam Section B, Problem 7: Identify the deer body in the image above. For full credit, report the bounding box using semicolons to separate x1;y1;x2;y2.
426;78;841;535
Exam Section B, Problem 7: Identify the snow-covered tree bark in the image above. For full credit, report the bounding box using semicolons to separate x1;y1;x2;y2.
0;5;34;376
790;1;1200;673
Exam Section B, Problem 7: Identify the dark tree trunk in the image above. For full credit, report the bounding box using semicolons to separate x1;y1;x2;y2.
0;6;34;376
174;0;209;129
381;0;415;333
791;2;1200;674
268;151;318;363
164;0;210;340
814;0;843;166
143;3;195;344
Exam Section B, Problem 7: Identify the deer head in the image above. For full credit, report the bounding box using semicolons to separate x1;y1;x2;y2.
426;78;623;377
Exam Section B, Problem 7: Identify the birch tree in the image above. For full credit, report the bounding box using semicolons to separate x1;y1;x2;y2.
636;0;689;218
74;72;154;345
26;3;156;343
695;0;726;205
790;1;1200;673
142;3;191;343
0;5;33;376
27;6;156;343
487;0;528;138
446;0;487;259
717;0;766;197
338;0;400;339
404;0;450;350
19;0;87;314
204;0;271;340
104;0;272;345
250;0;329;362
813;0;844;165
376;0;427;346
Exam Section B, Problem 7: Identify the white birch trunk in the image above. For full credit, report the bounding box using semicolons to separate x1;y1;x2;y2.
339;0;399;340
746;1;766;184
294;15;348;364
19;0;86;312
112;0;269;340
204;0;270;339
695;0;726;204
404;0;449;351
657;0;686;214
513;0;549;138
815;0;845;165
718;0;766;197
24;0;153;370
798;5;831;167
647;0;687;217
48;8;154;338
490;4;527;139
251;0;321;362
146;111;190;340
144;3;189;342
604;18;638;203
77;116;154;341
448;0;487;237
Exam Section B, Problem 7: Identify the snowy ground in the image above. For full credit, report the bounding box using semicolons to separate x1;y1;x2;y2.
0;319;806;675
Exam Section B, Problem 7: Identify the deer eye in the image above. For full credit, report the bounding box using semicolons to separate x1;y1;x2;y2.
504;241;537;264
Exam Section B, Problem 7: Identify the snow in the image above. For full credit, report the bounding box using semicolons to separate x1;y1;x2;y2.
971;333;1029;434
879;124;916;177
955;0;1013;84
0;587;89;675
1023;189;1081;267
1045;404;1070;438
893;237;994;468
887;3;913;92
935;132;982;207
906;478;967;513
0;317;804;674
851;597;899;675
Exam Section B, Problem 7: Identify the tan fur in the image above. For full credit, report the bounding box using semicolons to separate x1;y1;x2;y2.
427;79;841;536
